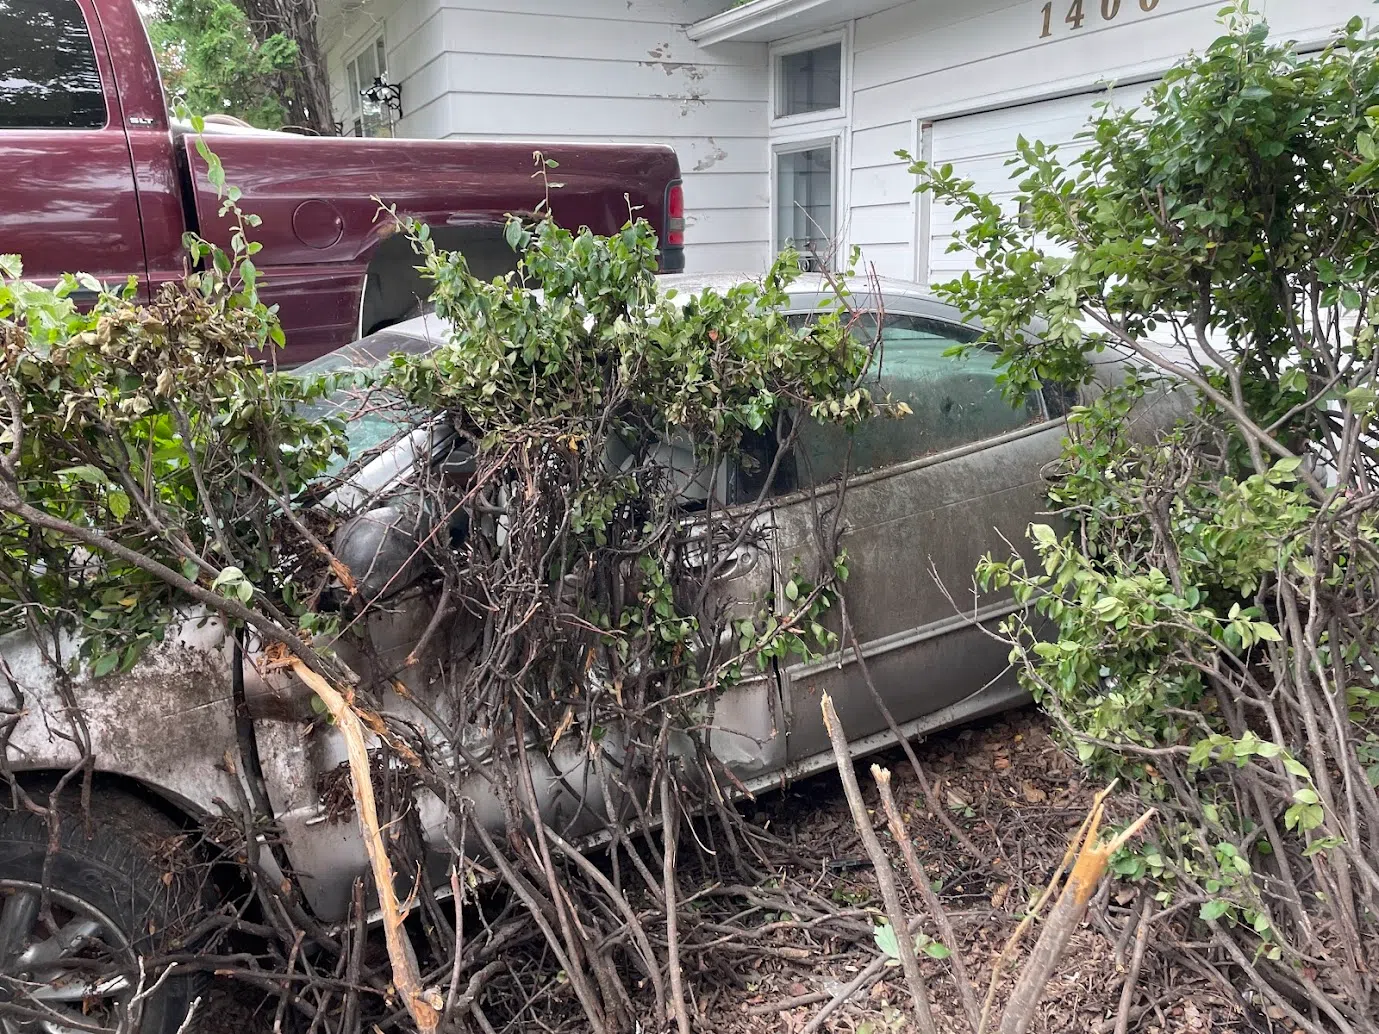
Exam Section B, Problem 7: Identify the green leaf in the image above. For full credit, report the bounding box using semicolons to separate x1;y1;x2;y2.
1092;596;1124;618
1343;385;1376;405
1283;757;1311;779
57;464;110;487
212;566;245;590
1279;367;1307;394
107;490;130;520
873;921;901;960
1200;900;1230;921
923;940;952;960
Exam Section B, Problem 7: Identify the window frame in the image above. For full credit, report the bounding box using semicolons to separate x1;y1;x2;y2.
772;133;843;271
769;27;849;130
0;0;109;131
344;31;389;138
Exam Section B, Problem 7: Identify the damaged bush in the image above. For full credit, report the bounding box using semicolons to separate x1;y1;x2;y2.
329;212;891;1032
0;126;896;1029
908;7;1379;1031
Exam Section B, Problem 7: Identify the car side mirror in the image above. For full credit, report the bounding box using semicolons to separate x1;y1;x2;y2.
439;441;477;480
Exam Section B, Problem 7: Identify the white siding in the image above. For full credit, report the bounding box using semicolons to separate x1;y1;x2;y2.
847;118;914;277
320;0;771;273
844;0;1372;283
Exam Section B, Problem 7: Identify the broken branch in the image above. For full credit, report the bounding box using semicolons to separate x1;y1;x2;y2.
288;658;440;1034
822;692;938;1034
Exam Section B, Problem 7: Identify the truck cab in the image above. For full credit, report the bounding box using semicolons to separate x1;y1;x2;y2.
0;0;686;364
0;0;186;305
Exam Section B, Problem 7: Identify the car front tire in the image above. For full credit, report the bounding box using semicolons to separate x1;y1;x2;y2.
0;786;206;1034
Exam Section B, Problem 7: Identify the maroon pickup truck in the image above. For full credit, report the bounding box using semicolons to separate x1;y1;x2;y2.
0;0;685;364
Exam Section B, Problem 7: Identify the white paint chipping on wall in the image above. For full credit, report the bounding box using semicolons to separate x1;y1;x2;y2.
319;0;772;273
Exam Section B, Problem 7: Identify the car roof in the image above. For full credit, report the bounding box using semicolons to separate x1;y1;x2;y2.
373;271;970;350
655;270;947;304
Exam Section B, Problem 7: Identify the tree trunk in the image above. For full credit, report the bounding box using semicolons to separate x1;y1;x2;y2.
236;0;334;134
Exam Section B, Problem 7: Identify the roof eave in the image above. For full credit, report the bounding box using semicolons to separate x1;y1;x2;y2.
686;0;841;46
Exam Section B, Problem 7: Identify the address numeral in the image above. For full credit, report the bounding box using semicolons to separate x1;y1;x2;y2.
1039;0;1157;38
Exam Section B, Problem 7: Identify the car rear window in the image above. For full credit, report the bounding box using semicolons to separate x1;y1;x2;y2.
0;0;106;129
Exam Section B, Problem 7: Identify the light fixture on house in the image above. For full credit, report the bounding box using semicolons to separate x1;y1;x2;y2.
363;75;403;119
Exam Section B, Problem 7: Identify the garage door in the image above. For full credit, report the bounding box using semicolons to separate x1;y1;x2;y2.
926;87;1150;285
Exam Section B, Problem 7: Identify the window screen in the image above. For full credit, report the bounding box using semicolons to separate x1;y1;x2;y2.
776;43;842;118
787;314;1043;488
0;0;105;129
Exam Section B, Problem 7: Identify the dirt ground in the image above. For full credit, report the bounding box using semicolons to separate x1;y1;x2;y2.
693;706;1250;1034
203;706;1252;1033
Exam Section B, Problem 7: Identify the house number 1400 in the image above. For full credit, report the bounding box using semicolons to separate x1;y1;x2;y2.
1040;0;1158;37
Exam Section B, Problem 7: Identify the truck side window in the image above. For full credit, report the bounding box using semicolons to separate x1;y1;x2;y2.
0;0;106;129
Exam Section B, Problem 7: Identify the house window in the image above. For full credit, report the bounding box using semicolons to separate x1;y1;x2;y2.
345;35;390;138
775;42;842;119
775;140;836;270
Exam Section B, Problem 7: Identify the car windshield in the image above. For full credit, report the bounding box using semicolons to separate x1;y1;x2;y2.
293;324;449;472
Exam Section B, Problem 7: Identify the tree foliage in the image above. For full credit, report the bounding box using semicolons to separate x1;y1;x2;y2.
148;0;302;129
0;133;345;672
908;6;1379;1029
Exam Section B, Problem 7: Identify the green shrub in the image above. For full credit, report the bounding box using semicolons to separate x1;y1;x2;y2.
907;6;1379;1028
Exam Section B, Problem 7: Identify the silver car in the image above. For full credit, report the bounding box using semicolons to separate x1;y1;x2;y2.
0;273;1163;1033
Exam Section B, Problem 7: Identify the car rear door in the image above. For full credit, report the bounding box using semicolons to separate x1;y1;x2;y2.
768;304;1067;772
0;0;146;294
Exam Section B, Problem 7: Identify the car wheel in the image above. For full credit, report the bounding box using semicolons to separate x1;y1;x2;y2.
0;788;206;1034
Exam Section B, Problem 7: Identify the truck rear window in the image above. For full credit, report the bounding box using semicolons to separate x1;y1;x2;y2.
0;0;106;129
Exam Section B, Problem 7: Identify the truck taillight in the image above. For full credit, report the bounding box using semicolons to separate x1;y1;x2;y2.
666;181;685;247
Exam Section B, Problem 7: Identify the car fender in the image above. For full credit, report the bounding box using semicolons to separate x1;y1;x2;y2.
0;615;245;821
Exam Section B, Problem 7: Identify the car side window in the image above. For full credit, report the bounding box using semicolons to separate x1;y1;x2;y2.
779;313;1044;491
0;0;106;129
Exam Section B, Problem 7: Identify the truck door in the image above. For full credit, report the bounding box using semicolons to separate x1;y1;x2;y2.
0;0;146;295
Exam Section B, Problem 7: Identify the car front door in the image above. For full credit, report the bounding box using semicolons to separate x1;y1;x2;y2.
769;305;1067;772
0;0;147;294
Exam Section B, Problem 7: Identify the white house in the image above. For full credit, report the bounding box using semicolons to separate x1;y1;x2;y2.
316;0;1366;280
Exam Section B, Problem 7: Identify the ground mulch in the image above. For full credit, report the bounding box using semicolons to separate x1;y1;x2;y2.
696;706;1251;1034
203;706;1253;1033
